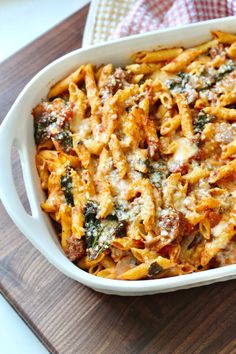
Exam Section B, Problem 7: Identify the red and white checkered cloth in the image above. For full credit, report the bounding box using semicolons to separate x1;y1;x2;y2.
114;0;236;39
83;0;236;47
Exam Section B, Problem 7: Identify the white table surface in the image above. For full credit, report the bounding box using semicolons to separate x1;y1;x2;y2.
0;1;89;353
0;0;89;62
0;295;49;354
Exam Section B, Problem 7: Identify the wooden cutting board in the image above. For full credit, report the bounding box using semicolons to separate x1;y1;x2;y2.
0;5;236;354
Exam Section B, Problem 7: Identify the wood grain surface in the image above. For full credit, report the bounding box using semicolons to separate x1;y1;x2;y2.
0;5;236;354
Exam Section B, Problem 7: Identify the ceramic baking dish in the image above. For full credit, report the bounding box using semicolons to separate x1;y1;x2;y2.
0;17;236;296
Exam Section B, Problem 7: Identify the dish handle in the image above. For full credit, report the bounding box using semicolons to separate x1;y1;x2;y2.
0;109;39;233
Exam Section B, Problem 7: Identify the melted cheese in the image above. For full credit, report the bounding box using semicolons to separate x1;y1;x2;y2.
78;119;91;139
168;137;198;170
108;170;130;196
212;221;228;238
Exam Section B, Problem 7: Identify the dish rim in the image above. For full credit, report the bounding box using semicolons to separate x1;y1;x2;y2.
0;16;236;294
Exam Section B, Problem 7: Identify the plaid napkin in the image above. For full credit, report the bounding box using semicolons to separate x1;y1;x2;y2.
83;0;236;47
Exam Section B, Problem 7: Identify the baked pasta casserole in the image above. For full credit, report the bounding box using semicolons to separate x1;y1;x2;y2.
33;30;236;280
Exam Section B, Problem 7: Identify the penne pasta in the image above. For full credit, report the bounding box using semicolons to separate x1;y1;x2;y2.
133;48;183;63
160;114;181;135
109;134;129;178
219;91;236;107
209;159;236;183
162;48;202;73
204;107;236;121
85;64;101;115
221;140;236;159
228;42;236;58
69;82;87;132
212;31;236;44
48;65;85;99
175;93;194;138
34;30;236;280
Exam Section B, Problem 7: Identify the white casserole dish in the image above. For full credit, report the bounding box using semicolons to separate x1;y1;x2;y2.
0;17;236;296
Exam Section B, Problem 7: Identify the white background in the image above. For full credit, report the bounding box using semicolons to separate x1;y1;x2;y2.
0;0;89;62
